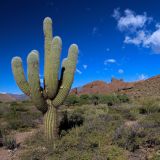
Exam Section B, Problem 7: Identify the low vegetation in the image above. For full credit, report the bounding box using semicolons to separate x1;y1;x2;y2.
64;93;129;106
0;94;160;159
0;100;42;150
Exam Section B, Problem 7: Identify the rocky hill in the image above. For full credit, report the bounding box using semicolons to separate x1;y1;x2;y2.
0;94;16;102
119;75;160;98
0;93;28;102
71;75;160;98
71;77;135;95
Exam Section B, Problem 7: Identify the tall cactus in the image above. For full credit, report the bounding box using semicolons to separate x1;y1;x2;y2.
11;17;78;144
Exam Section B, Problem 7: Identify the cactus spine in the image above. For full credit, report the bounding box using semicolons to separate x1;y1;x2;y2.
11;17;78;144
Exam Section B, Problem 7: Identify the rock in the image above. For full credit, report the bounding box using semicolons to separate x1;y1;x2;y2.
70;74;160;98
70;79;134;95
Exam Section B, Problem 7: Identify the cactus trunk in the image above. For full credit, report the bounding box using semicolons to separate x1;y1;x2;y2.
44;106;59;144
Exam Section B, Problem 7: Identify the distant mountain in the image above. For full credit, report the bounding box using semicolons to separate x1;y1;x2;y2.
8;94;29;101
1;74;160;102
119;75;160;98
0;93;29;102
71;75;160;98
71;78;135;95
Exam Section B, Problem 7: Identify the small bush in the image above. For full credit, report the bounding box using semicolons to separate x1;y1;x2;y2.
99;94;118;106
3;135;17;150
60;110;84;135
99;94;129;106
79;94;90;105
117;94;129;103
64;95;79;107
112;104;138;121
114;123;143;152
138;99;160;114
90;94;99;105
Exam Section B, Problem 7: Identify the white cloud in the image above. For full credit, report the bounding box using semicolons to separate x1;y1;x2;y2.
104;59;116;65
83;64;88;69
138;74;148;80
118;69;124;74
124;30;148;46
112;8;120;20
113;9;151;32
76;69;82;74
124;28;160;53
146;28;160;53
113;8;160;53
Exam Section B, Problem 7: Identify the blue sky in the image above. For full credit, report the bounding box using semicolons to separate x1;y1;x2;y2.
1;0;160;94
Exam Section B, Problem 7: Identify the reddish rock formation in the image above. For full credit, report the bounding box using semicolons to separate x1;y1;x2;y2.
71;75;160;98
71;78;135;95
120;75;160;98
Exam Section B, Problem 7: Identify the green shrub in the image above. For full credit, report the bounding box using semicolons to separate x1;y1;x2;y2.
3;135;17;150
101;94;130;106
59;110;84;135
5;109;40;131
138;98;160;114
117;94;129;103
10;101;19;106
7;113;36;130
90;94;100;105
0;103;10;118
99;94;120;106
79;94;90;105
64;94;130;107
111;104;138;121
113;123;142;152
64;95;79;106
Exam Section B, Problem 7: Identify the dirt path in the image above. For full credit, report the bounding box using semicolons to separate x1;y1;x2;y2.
0;128;37;160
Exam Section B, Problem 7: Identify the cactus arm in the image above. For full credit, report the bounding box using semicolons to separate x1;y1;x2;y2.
52;44;78;107
27;50;47;113
43;17;53;98
11;57;30;96
46;36;62;99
